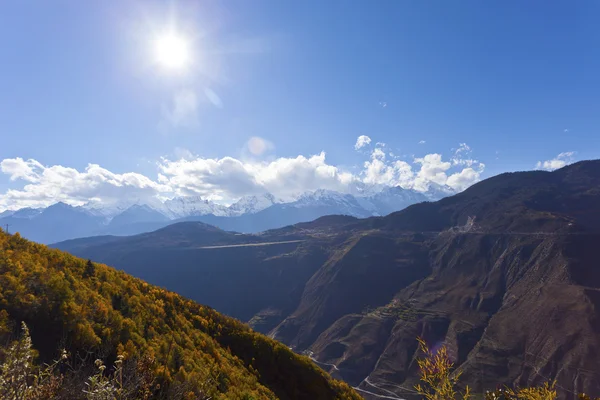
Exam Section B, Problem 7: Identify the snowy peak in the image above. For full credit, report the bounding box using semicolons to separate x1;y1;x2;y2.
291;189;372;218
374;186;429;201
82;197;166;219
2;208;43;220
164;196;229;218
228;193;279;215
296;189;357;206
44;202;100;218
0;210;15;219
363;186;429;216
423;182;456;200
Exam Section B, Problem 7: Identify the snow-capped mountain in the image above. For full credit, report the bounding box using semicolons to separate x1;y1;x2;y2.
0;202;104;243
83;197;168;219
228;193;280;216
163;196;229;219
356;186;429;216
292;189;372;217
346;181;386;198
0;210;15;218
1;185;457;243
423;182;456;201
2;208;43;219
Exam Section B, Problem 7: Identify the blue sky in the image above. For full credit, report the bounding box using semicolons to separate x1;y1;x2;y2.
0;1;599;210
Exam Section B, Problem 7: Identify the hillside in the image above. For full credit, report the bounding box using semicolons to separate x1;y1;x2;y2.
54;160;600;399
0;230;360;400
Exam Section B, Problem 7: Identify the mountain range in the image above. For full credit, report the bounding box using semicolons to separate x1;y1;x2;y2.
0;185;448;244
55;160;600;399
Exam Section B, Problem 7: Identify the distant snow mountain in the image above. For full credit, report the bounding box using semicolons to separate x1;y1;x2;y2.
357;186;430;216
0;185;456;243
0;210;15;219
163;196;229;218
83;197;168;219
5;207;44;219
422;182;456;201
228;193;280;216
293;189;372;217
0;202;103;243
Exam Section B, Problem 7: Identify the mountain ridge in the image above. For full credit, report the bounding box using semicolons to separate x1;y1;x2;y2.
1;186;448;244
55;159;600;399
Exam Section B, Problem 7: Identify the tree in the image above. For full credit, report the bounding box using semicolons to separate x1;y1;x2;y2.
414;337;471;400
84;260;95;278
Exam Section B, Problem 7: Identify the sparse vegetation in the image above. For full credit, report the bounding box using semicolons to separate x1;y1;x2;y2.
415;337;595;400
414;337;471;400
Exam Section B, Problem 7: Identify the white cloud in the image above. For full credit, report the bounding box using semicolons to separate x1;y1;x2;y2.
412;154;452;191
162;89;199;128
363;156;414;188
158;152;353;201
454;143;471;155
535;151;576;171
1;158;44;183
449;142;482;167
379;102;387;108
418;140;426;145
354;135;372;150
0;140;488;211
0;158;172;211
246;137;274;156
447;165;485;192
371;148;386;160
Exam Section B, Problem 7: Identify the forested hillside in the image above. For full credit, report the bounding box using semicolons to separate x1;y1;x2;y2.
0;230;360;400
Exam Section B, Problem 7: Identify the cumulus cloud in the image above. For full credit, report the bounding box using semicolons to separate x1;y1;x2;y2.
0;158;171;211
0;140;488;211
158;152;353;201
413;154;452;191
363;159;414;188
418;140;426;145
354;135;372;150
535;151;576;171
447;166;484;192
1;158;44;183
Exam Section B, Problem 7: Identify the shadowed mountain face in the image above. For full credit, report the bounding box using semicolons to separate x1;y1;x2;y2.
0;202;103;243
55;160;600;399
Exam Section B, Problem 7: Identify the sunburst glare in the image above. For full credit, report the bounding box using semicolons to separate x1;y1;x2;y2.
154;32;190;70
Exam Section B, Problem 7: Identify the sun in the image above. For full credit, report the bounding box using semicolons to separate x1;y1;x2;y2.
154;33;190;70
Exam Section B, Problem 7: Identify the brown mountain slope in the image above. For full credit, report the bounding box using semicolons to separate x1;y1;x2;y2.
55;160;600;399
306;232;600;398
